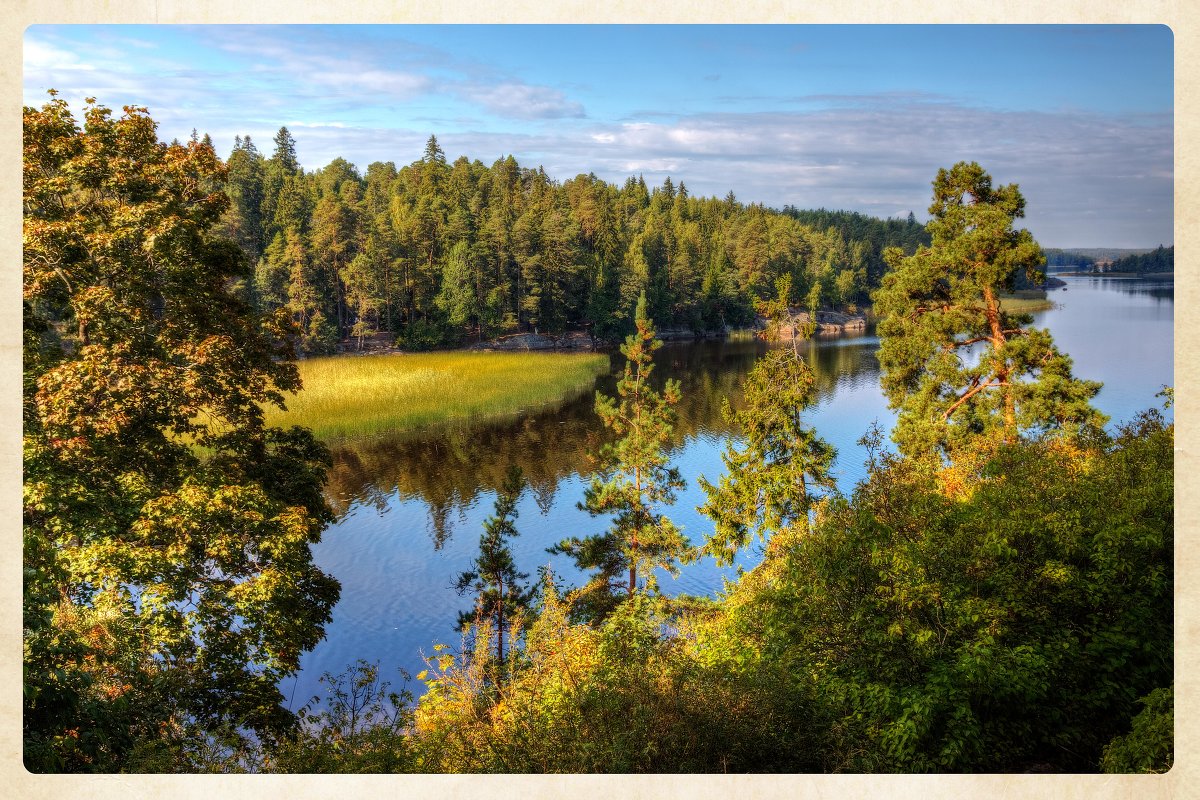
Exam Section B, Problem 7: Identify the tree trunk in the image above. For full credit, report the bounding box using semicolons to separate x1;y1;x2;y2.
981;284;1016;439
496;581;505;667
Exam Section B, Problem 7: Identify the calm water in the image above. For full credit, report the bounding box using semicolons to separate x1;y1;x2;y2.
285;275;1174;708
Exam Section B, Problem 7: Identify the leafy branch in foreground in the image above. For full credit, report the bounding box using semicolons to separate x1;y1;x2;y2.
23;93;338;771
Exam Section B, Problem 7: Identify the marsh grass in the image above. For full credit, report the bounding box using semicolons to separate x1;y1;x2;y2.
264;350;610;441
999;293;1055;313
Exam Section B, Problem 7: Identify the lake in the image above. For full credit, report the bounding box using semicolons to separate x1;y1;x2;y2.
284;274;1175;710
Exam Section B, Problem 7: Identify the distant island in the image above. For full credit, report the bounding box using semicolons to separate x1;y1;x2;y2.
1044;246;1174;277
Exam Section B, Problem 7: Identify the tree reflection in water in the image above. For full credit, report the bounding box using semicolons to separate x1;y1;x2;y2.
322;331;882;548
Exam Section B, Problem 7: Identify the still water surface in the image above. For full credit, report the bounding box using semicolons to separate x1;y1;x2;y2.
287;275;1174;708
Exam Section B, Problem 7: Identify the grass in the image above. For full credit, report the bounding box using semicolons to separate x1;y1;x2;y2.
999;291;1055;313
265;350;610;441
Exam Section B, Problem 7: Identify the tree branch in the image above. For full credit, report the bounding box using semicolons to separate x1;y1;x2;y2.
942;378;1005;420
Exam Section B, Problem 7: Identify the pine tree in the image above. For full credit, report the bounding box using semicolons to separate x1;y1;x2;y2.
550;292;689;619
699;345;836;565
873;162;1106;463
272;125;300;173
435;240;480;336
454;466;533;668
221;135;266;264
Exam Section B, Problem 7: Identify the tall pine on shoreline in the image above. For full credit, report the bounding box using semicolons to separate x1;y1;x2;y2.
874;161;1105;465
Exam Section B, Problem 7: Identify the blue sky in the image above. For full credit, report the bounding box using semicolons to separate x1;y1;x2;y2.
24;24;1173;248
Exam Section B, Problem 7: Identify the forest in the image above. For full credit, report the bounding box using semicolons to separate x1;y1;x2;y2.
1103;245;1174;274
216;125;928;353
22;96;1173;774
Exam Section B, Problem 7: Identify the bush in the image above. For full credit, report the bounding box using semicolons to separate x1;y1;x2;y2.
732;414;1173;771
1101;687;1173;773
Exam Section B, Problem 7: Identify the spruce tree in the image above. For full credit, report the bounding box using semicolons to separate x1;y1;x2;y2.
272;125;300;173
699;345;836;565
222;134;266;264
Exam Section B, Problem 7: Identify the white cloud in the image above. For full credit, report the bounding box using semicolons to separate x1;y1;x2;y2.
23;27;1170;248
23;39;94;71
275;97;1169;247
622;160;681;173
464;82;585;120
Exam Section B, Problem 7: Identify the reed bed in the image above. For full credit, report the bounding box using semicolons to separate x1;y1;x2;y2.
999;293;1055;313
265;350;610;441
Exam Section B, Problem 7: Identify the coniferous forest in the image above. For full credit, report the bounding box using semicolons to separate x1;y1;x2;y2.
218;126;929;353
22;95;1173;775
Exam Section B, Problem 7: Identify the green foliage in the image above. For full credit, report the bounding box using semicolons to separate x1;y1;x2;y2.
699;346;836;565
204;123;907;353
24;96;1172;776
1103;245;1173;275
269;661;416;773
247;398;1171;776
874;162;1106;463
396;316;449;351
551;294;689;617
781;205;930;290
1041;248;1096;269
413;587;812;772
1100;687;1173;773
455;466;535;667
23;94;339;770
734;413;1173;772
434;239;483;341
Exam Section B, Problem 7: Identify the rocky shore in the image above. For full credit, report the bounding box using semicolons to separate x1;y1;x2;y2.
339;309;871;355
759;309;870;338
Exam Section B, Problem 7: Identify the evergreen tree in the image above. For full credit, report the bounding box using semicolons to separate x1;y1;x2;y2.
261;126;304;244
435;240;480;336
221;135;266;264
310;191;358;339
873;162;1106;463
272;125;300;173
550;292;689;619
454;466;534;668
255;232;292;312
699;345;836;565
421;134;448;193
344;235;387;349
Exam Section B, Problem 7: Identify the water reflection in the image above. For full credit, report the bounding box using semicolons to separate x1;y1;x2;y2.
1070;276;1175;302
323;330;884;547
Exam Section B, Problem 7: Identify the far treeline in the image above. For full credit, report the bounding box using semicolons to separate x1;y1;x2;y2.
1103;245;1174;274
219;127;929;353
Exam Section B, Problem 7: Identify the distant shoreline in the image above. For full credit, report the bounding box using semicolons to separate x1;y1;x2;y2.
1057;271;1174;280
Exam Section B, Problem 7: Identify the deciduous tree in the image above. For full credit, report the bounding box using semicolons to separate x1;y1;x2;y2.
23;95;339;769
